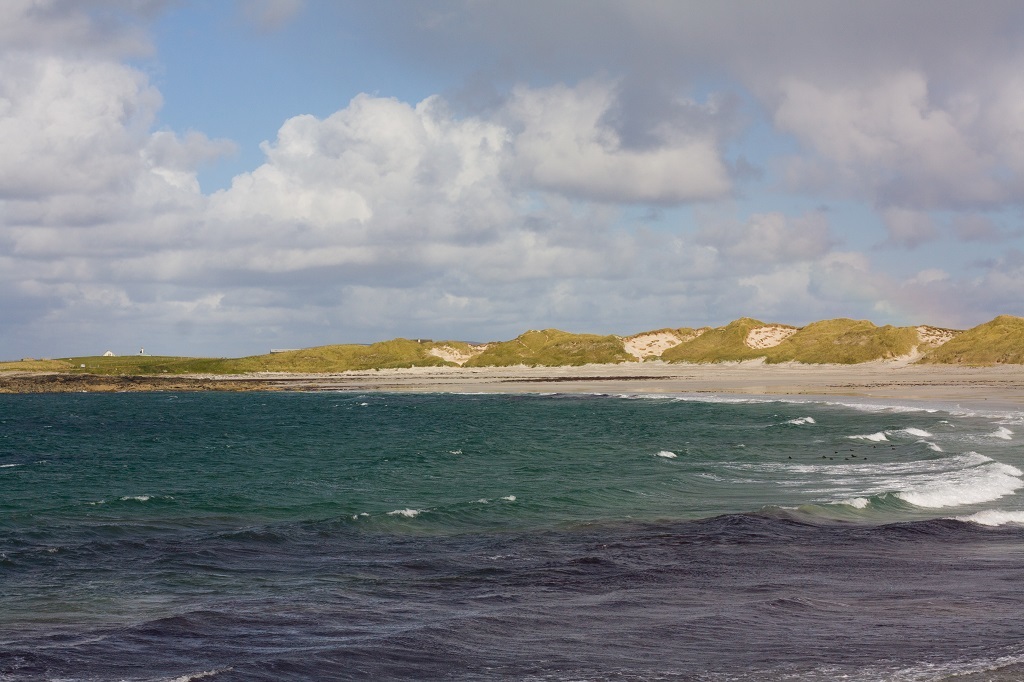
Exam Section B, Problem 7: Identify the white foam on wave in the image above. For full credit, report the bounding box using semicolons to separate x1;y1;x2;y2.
989;426;1014;440
842;497;870;509
387;508;423;518
785;416;816;425
849;427;934;442
0;463;22;468
624;393;1024;427
655;450;677;458
501;495;516;502
897;458;1023;508
955;509;1024;526
895;427;933;438
743;452;1022;509
917;439;943;452
849;431;888;442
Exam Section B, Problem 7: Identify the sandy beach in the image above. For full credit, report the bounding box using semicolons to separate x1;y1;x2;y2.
266;361;1024;410
7;360;1022;411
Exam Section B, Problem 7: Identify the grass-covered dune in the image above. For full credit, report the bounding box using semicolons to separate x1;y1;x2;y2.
764;319;920;364
3;315;1023;372
464;329;634;367
917;315;1024;365
220;339;462;373
660;318;784;363
14;339;467;376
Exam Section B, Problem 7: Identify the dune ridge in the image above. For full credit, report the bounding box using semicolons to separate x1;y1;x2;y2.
2;315;1022;376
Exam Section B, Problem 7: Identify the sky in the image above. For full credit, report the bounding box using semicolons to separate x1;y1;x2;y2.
3;0;1024;359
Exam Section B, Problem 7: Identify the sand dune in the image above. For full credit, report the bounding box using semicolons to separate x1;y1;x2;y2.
745;325;798;349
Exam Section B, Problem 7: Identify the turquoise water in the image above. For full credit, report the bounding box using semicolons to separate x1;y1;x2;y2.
2;391;1024;680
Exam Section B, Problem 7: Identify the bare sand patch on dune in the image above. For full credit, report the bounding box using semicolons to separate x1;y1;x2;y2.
427;345;486;365
623;332;684;360
917;326;959;347
745;325;798;349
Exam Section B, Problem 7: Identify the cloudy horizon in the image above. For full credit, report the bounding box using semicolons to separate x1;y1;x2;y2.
3;0;1024;359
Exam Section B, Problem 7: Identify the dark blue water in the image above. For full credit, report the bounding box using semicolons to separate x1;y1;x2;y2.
2;392;1024;680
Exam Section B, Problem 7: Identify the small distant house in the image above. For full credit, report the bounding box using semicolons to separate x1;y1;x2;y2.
103;350;115;357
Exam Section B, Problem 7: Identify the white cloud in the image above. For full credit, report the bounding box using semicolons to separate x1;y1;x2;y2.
143;130;237;193
0;54;160;199
505;81;731;203
807;252;888;305
208;93;511;254
775;72;1005;209
6;2;1024;359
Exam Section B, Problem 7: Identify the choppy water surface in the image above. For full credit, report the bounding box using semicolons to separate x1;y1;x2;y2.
2;391;1024;680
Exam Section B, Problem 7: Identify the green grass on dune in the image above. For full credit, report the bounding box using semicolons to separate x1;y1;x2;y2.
917;315;1024;365
464;329;634;367
223;338;460;373
218;339;471;373
660;318;920;364
660;318;776;363
3;315;1021;372
766;319;919;364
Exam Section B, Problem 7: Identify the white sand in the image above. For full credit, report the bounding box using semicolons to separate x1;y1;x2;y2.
745;325;798;349
917;326;958;346
426;344;486;365
623;332;685;359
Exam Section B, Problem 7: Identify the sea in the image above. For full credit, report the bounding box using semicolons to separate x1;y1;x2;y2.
2;390;1024;681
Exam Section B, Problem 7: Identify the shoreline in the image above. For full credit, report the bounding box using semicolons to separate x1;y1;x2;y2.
3;361;1024;412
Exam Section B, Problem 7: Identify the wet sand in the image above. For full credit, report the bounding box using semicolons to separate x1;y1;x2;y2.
6;361;1021;411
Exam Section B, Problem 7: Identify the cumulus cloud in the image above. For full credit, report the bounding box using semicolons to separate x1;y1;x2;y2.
4;2;1024;358
397;2;1024;214
505;80;732;203
774;73;1007;209
207;93;512;263
0;54;161;199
